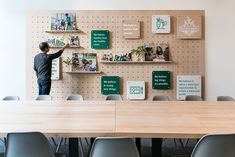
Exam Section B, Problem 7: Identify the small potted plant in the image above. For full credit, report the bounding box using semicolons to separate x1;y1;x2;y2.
131;46;146;62
63;57;72;72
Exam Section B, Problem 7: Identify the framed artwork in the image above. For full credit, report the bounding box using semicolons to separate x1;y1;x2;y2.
51;58;60;80
177;15;202;39
72;53;97;72
123;20;141;39
152;15;171;33
127;81;145;100
51;13;78;31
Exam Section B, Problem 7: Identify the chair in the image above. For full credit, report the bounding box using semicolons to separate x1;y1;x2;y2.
2;96;20;101
67;94;84;101
185;95;202;101
152;95;170;101
106;94;123;100
35;95;52;101
217;96;234;101
90;138;139;157
191;134;235;157
5;132;66;157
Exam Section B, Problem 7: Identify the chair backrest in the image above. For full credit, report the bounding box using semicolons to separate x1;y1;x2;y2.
5;132;55;157
67;94;84;101
90;138;139;157
35;95;52;101
2;96;20;101
191;134;235;157
152;95;170;101
185;95;202;101
217;96;234;101
106;94;123;101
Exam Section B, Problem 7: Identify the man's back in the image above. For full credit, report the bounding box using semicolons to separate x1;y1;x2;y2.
34;53;52;80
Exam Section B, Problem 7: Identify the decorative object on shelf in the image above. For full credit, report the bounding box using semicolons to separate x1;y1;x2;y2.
72;53;97;72
163;43;170;61
131;46;145;62
123;20;141;39
101;53;113;61
51;58;61;80
144;42;154;61
51;13;78;31
48;35;80;48
62;57;72;72
101;76;120;95
177;15;202;39
114;53;132;61
127;81;145;100
152;71;171;90
176;75;201;100
91;30;110;49
152;15;171;33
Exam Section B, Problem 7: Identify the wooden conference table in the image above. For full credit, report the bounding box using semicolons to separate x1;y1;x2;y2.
0;100;235;157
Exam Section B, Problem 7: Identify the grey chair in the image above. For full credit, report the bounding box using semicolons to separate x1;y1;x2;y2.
5;132;66;157
35;95;52;101
106;94;123;100
191;134;235;157
67;94;84;101
185;95;202;101
90;138;139;157
217;96;234;101
152;95;170;101
2;96;20;101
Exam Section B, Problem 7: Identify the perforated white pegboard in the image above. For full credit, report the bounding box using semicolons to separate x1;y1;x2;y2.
26;10;205;100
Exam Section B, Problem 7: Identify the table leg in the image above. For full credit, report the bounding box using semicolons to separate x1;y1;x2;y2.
69;138;79;157
152;138;162;157
136;138;141;156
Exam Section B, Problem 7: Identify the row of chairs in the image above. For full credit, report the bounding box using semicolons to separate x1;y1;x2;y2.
2;132;235;157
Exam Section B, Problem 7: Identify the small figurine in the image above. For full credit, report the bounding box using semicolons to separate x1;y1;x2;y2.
156;42;163;55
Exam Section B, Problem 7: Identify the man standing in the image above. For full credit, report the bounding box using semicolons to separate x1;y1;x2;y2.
34;42;69;95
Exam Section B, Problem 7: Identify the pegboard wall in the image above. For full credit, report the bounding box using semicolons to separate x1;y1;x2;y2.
26;10;205;100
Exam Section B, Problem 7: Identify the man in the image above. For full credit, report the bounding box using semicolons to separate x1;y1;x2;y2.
34;42;69;95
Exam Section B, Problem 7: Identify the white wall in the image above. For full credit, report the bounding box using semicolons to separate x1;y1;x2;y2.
0;0;235;100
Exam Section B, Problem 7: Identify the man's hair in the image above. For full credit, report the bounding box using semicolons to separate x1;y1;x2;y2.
39;42;49;52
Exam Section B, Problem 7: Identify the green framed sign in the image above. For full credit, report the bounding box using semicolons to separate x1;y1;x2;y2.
152;71;171;89
101;76;120;95
91;30;110;49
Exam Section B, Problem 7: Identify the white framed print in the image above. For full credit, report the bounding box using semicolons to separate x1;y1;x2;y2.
176;75;201;100
51;58;60;80
127;81;145;100
152;15;171;33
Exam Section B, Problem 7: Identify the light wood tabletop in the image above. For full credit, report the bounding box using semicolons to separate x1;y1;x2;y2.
0;101;116;137
1;101;235;138
115;101;235;138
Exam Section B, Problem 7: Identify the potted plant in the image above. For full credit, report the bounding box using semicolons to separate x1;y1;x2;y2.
131;46;146;62
63;57;72;72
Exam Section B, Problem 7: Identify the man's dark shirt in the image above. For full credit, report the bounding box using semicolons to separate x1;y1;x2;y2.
34;50;63;80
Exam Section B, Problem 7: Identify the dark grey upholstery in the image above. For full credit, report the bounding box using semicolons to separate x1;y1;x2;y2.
217;96;234;101
90;138;139;157
191;134;235;157
185;95;202;101
5;132;66;157
153;95;170;101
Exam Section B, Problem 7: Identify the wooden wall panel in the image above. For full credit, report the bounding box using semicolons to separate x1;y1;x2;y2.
27;10;205;100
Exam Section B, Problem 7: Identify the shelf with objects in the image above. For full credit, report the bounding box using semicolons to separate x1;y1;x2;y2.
64;71;102;74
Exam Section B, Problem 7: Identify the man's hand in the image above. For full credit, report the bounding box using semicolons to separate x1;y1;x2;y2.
61;43;70;51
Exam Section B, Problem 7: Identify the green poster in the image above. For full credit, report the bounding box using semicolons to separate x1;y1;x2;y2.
101;76;120;95
91;30;110;49
152;71;171;89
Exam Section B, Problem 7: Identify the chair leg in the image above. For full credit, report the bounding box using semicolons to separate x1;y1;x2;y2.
56;138;64;152
184;138;190;147
179;139;187;154
51;137;57;147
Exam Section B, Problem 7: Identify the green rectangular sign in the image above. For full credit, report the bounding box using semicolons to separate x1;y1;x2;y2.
101;76;120;95
152;71;171;89
91;30;110;49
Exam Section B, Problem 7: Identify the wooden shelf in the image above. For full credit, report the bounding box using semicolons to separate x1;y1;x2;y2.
50;46;82;49
100;61;173;64
65;71;102;74
46;30;81;33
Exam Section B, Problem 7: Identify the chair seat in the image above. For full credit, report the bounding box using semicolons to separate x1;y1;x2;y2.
55;153;67;157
